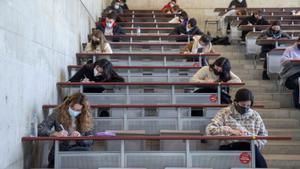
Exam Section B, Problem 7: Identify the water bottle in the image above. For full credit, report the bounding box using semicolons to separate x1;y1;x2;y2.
137;26;141;35
30;112;38;137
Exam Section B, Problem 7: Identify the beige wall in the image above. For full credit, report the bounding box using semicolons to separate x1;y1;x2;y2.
104;0;300;30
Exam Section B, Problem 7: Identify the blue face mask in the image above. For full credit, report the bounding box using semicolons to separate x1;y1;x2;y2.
68;107;81;118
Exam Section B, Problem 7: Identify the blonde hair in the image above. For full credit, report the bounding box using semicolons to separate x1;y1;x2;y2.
57;93;93;132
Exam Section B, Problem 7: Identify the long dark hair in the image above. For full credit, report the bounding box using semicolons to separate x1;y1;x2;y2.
210;57;231;82
93;59;124;82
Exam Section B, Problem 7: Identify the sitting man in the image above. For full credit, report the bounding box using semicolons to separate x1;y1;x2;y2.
239;10;269;41
169;18;204;42
280;37;300;109
97;12;125;42
256;21;291;80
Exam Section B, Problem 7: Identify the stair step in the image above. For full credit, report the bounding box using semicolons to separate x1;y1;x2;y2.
263;141;300;154
255;101;281;109
269;129;300;140
257;108;300;119
265;154;300;169
264;119;299;129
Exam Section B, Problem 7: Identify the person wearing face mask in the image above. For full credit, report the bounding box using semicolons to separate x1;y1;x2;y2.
69;59;125;92
206;88;268;168
169;10;189;25
228;0;247;8
169;18;204;42
85;30;113;53
97;12;125;42
238;10;269;41
38;93;93;168
280;37;300;109
190;57;241;105
181;35;215;66
257;21;291;80
119;0;129;10
161;0;177;13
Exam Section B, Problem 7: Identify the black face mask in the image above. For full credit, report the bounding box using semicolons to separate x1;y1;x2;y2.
213;68;221;76
297;44;300;50
234;103;249;115
92;40;100;46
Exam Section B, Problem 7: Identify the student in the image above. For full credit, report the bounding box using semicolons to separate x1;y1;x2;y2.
239;10;269;41
69;59;125;83
103;0;123;14
120;0;129;10
257;21;291;80
164;4;180;14
85;30;113;53
38;93;93;168
190;57;241;104
280;37;300;108
181;35;214;66
169;18;204;42
220;9;247;35
169;10;189;25
206;88;268;168
161;0;177;13
97;12;125;41
228;0;247;8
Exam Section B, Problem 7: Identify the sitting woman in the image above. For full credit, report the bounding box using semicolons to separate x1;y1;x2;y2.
181;35;214;65
38;93;93;168
190;57;241;104
161;0;177;13
69;58;124;92
84;29;113;53
206;88;268;168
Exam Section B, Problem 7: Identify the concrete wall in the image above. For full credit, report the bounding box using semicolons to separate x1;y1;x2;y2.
0;0;102;169
104;0;300;29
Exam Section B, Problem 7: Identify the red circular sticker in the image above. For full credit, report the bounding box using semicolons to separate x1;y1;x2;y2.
209;94;218;103
239;152;251;164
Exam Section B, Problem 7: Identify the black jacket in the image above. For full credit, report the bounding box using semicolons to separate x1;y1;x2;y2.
169;24;204;42
228;0;247;8
239;15;269;26
69;64;124;83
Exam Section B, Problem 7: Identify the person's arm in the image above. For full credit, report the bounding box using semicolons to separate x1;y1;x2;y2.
228;71;242;83
69;66;89;82
180;42;193;53
255;114;268;149
76;130;94;147
238;17;249;26
281;32;292;39
190;67;214;83
38;111;60;136
206;109;233;135
169;25;181;35
116;25;126;35
280;47;292;64
104;43;113;54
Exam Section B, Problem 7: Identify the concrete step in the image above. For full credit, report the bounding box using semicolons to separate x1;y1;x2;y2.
269;129;300;140
257;108;300;119
263;141;300;154
255;101;281;109
264;119;299;129
265;154;300;169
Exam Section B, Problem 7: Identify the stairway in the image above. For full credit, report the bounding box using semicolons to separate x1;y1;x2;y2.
214;44;300;169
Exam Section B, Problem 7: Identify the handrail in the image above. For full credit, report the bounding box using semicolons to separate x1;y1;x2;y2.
57;82;245;86
22;135;292;142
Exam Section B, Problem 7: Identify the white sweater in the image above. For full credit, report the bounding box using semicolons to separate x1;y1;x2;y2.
190;66;242;83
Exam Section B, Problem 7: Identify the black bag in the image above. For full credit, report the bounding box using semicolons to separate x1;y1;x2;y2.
211;36;231;45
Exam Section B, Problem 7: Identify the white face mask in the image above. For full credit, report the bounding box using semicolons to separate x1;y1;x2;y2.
68;107;81;118
94;68;99;76
237;0;243;3
114;5;120;9
106;22;113;28
186;26;191;32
